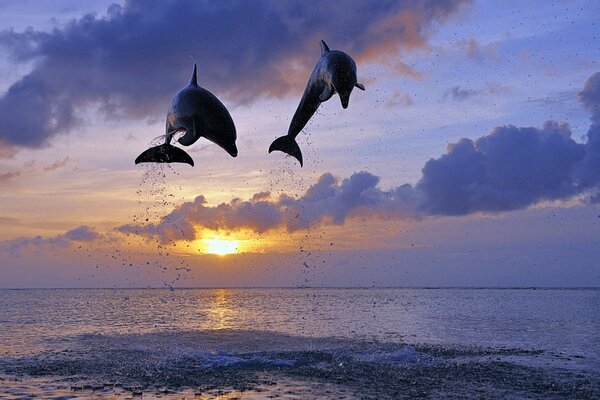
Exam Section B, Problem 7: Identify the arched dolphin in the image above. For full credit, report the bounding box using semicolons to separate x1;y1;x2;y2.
135;64;238;166
269;40;365;167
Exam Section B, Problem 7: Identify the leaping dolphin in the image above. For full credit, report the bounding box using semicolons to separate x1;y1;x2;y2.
135;63;238;166
269;40;365;167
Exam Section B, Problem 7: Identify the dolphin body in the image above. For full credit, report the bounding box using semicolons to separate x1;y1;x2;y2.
135;64;237;166
269;40;365;167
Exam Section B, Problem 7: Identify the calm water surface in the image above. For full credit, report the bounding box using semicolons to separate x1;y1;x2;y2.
0;288;599;399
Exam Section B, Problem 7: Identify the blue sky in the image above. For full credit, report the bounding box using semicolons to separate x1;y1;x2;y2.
0;0;599;287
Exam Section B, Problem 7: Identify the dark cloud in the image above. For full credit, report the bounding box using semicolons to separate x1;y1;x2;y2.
418;122;585;215
0;225;103;256
575;72;600;190
443;83;508;102
0;0;469;152
578;72;600;122
443;86;478;101
422;72;600;213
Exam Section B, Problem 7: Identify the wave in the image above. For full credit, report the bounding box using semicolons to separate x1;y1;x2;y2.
0;329;598;399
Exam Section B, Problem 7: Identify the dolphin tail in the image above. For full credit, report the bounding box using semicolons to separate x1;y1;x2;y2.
268;135;303;167
135;143;194;166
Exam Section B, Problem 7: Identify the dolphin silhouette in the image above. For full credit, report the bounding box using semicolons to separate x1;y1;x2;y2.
269;40;365;167
135;64;237;166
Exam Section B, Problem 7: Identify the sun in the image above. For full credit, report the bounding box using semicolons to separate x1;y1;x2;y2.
202;239;240;256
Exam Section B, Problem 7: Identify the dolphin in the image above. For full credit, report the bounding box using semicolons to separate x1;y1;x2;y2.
268;40;365;167
135;63;238;166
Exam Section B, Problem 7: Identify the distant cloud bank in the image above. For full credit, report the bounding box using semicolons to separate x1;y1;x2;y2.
0;0;469;153
0;226;102;256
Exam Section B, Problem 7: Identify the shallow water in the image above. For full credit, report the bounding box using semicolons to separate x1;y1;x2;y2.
0;288;599;398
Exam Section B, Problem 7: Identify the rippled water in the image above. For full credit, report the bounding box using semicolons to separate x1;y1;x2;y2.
0;288;599;399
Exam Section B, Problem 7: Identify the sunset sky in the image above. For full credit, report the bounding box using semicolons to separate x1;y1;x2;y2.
1;0;599;288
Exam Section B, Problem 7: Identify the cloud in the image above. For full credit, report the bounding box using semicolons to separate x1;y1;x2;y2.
120;71;600;241
461;38;499;63
443;83;510;102
575;72;600;191
117;118;593;242
121;118;589;242
7;68;600;247
443;86;479;101
387;90;414;108
0;0;469;153
578;72;600;122
63;225;102;241
418;121;585;215
422;72;600;213
43;156;75;172
0;225;103;256
0;169;22;185
118;171;422;243
0;157;77;186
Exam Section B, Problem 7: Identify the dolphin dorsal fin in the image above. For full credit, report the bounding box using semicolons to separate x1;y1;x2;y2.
189;63;198;86
319;40;330;56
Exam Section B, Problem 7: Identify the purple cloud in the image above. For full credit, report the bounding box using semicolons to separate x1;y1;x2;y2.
0;0;469;153
63;225;102;242
575;72;600;192
418;121;585;215
443;86;479;101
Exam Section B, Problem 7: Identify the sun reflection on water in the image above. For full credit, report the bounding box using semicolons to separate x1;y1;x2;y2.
203;289;233;330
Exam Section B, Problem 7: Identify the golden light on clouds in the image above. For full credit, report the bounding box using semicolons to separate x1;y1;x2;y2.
189;227;292;255
195;230;260;255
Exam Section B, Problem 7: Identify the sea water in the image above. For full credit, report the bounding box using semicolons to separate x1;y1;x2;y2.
0;288;598;399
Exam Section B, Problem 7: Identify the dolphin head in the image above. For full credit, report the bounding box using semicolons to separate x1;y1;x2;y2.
224;141;238;157
214;126;238;157
330;54;360;109
332;73;355;109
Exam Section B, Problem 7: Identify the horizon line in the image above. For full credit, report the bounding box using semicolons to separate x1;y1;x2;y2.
1;286;598;290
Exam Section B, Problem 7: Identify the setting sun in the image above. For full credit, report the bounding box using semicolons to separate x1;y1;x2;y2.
202;239;240;256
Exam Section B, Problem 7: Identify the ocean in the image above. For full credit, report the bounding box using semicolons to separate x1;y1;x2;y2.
0;288;598;399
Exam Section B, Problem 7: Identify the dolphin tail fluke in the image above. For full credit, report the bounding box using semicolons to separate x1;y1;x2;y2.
268;135;303;167
135;143;194;166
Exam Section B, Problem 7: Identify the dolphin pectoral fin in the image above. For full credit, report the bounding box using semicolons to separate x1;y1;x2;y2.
135;143;194;166
177;131;197;146
177;117;201;146
355;82;365;91
319;40;330;56
269;135;303;167
319;86;334;102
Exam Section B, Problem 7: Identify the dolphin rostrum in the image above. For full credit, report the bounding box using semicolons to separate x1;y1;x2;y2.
268;40;365;167
135;63;237;166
